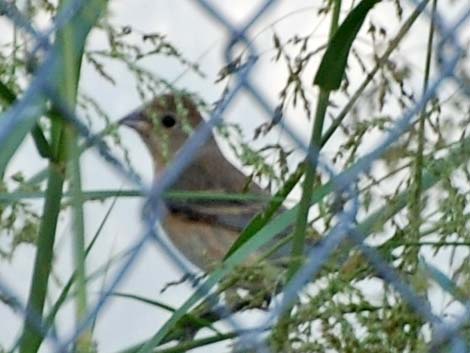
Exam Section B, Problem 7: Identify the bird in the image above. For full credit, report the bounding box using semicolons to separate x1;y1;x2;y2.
119;93;291;275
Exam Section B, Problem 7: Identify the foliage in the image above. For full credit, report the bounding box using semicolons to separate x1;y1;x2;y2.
0;0;469;352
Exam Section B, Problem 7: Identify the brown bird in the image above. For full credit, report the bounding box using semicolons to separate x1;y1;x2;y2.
119;93;290;273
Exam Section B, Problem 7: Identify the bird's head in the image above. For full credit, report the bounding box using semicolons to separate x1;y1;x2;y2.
119;94;207;169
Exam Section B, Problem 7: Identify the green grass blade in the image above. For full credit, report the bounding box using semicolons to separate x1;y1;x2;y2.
314;0;380;90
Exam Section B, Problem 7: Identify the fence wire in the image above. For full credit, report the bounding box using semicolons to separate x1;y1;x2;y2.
0;0;469;352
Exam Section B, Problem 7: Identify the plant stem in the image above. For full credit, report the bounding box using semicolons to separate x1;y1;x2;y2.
19;163;65;353
409;0;437;240
274;1;342;350
287;90;330;279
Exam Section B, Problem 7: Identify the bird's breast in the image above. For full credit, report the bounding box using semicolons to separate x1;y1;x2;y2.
162;213;240;271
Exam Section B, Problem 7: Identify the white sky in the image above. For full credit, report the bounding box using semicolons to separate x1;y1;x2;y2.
0;1;468;352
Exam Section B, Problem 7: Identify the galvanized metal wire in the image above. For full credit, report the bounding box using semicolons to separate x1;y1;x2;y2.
0;0;469;352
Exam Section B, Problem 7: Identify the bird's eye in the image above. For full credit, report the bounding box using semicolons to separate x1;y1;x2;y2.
161;114;176;128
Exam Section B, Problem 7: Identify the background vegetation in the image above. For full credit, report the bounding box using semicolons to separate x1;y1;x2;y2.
0;0;469;352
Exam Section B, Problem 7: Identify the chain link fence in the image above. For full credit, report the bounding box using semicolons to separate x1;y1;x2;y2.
0;0;469;352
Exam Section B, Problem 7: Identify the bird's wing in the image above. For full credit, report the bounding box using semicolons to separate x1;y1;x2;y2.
165;199;263;232
167;156;271;231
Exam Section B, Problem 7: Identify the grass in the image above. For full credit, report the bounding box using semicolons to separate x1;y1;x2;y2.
1;0;469;352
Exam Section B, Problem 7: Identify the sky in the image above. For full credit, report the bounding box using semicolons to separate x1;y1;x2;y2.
0;1;468;352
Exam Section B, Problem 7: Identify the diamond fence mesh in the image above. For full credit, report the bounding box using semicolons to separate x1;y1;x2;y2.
0;0;469;352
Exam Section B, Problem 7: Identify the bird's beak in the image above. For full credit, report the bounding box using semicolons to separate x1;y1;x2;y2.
118;110;145;129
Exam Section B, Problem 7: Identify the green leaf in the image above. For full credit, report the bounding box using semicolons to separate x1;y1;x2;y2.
31;124;53;159
0;80;17;104
0;97;47;177
1;79;54;161
314;0;380;90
